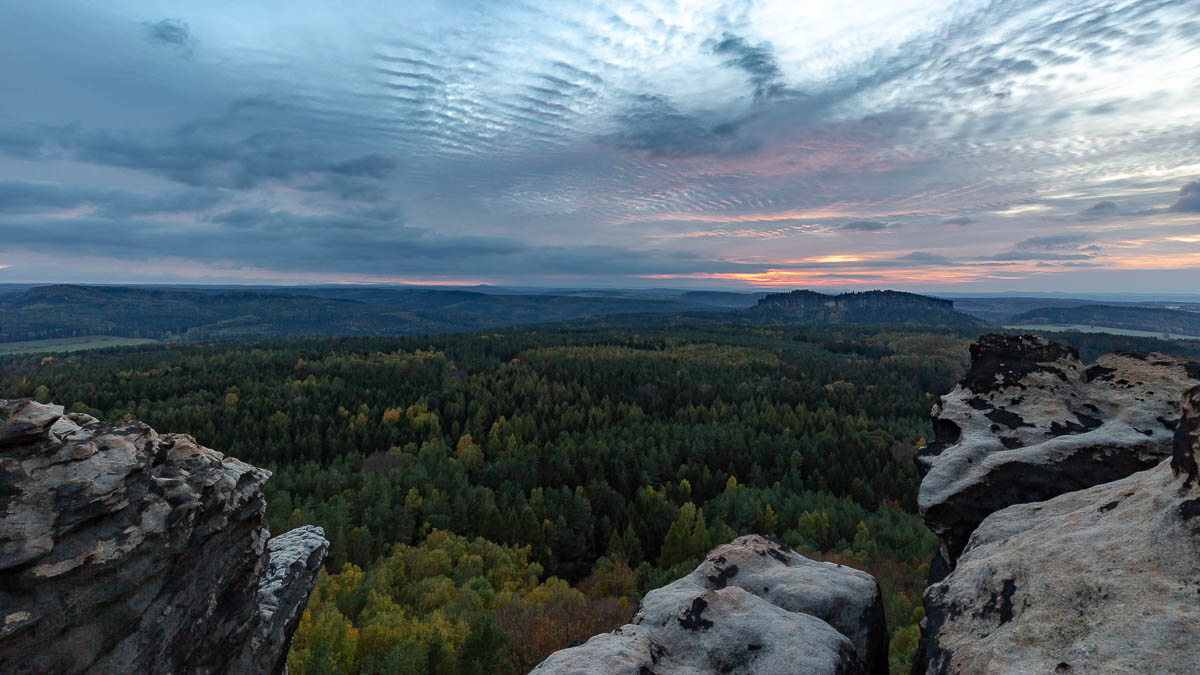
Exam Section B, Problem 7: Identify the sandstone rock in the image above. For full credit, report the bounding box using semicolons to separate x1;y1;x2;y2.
533;535;886;675
0;399;327;674
915;458;1200;674
0;399;62;446
913;385;1200;674
916;334;1200;565
232;525;330;675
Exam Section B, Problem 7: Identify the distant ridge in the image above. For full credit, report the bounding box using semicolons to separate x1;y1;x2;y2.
0;284;740;342
1007;304;1200;337
747;289;982;326
0;285;983;344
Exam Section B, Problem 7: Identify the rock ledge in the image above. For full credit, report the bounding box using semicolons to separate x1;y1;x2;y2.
0;398;327;674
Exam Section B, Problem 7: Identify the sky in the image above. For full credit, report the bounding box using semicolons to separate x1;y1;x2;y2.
1;0;1198;292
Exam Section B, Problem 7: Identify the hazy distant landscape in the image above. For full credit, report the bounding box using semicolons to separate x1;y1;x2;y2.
4;284;1199;353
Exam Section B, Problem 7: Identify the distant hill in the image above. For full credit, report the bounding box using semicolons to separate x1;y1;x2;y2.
679;290;770;307
0;285;983;344
947;296;1100;322
0;285;452;341
0;284;738;343
746;289;983;326
1007;304;1200;338
270;287;730;319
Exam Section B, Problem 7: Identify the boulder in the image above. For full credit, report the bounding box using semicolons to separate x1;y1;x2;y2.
533;535;887;674
0;399;327;674
916;334;1200;566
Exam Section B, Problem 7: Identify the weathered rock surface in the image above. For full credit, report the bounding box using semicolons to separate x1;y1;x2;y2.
916;333;1200;565
232;525;330;674
0;398;327;674
533;535;887;674
915;385;1200;674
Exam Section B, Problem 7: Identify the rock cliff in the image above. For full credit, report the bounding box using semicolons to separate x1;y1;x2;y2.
0;398;328;674
915;333;1200;569
749;290;981;327
533;535;888;674
913;336;1200;673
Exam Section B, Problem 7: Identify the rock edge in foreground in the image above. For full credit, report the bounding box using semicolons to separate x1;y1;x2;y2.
534;534;887;675
0;398;328;674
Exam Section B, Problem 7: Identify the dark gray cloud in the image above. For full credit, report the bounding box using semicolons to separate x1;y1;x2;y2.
1169;180;1200;212
896;251;956;265
979;251;1096;261
1080;200;1117;218
329;154;398;179
143;19;191;48
711;33;786;101
957;57;1038;88
604;94;755;158
0;207;763;279
0;101;400;195
0;180;221;218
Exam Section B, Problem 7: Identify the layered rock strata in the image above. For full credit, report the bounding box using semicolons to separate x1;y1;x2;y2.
0;398;328;674
915;333;1200;567
915;385;1200;673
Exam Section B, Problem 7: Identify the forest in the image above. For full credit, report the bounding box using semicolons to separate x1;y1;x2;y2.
4;324;1198;673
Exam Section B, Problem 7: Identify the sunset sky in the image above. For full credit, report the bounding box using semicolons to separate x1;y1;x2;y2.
1;0;1198;291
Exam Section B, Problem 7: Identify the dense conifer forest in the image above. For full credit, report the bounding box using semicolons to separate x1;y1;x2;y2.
5;324;1198;673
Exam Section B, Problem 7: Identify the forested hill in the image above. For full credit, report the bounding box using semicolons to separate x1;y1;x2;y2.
1007;304;1200;337
0;285;452;341
0;285;729;342
0;285;984;343
747;290;983;327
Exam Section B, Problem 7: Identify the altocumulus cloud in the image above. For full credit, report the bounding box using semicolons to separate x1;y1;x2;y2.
0;0;1198;287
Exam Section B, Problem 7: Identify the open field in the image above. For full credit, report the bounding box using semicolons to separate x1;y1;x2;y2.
0;336;157;355
1005;323;1200;341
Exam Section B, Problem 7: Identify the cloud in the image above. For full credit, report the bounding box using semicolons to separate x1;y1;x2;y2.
329;154;398;179
979;251;1096;262
1080;200;1117;218
0;101;403;195
1016;234;1094;249
0;180;221;217
841;220;896;231
956;57;1038;88
603;94;755;158
0;0;1198;288
941;216;974;226
895;251;956;265
0;208;764;280
711;33;787;101
1169;180;1200;212
143;19;192;50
